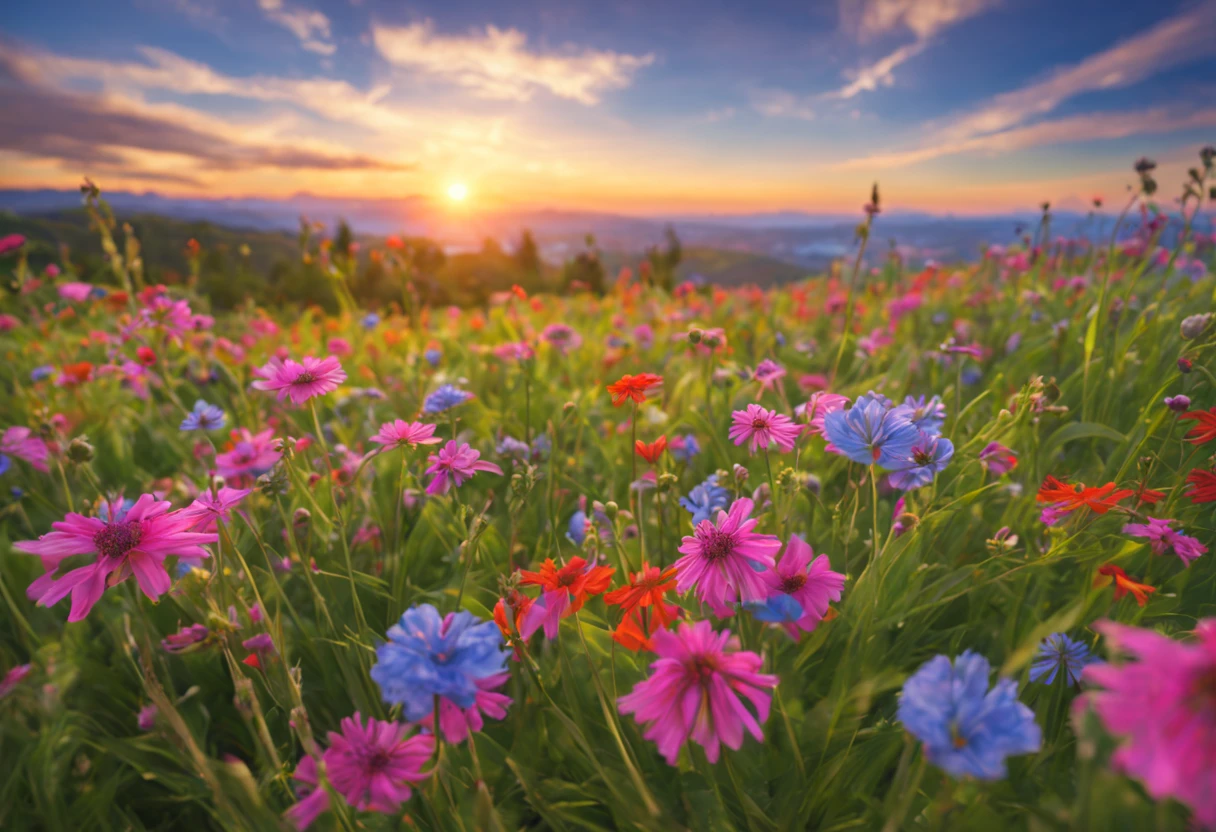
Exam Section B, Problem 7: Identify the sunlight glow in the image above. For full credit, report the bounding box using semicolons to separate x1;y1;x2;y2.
447;182;469;202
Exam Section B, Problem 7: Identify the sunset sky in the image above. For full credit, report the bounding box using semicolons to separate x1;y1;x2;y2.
2;0;1214;215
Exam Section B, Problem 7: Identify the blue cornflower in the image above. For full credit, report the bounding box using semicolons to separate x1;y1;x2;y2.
423;384;473;414
0;455;10;477
898;651;1041;780
496;436;530;460
567;510;588;546
371;604;506;721
10;486;23;499
424;348;442;367
530;434;551;459
361;312;381;329
670;434;701;462
1029;633;1095;685
888;433;954;490
679;474;731;526
743;594;803;624
962;367;983;386
823;394;920;469
30;365;54;382
892;395;947;436
180;400;227;432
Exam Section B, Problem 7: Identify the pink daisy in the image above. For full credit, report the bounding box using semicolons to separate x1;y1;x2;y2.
794;392;850;437
758;535;846;639
370;420;442;450
728;404;802;453
674;497;781;616
2;426;50;472
13;495;217;622
180;486;252;529
57;282;94;303
618;620;778;765
215;428;282;482
423;441;503;495
252;356;346;405
418;671;513;743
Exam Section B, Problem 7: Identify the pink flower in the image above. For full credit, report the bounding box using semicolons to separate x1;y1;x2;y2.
1080;620;1216;828
752;359;786;392
492;341;535;362
215;428;282;482
252;356;346;405
326;337;352;356
758;535;845;639
285;713;433;829
13;495;217;622
1122;517;1206;566
728;404;802;453
57;282;94;303
674;498;781;617
370;420;442;449
795;392;849;437
423;441;503;495
180;487;252;529
0;314;20;332
138;296;195;338
418;672;512;743
979;441;1018;476
2;426;50;472
618;620;778;765
0;664;32;698
0;233;25;256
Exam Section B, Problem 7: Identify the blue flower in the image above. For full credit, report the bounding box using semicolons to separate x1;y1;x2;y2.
823;394;920;469
424;348;442;367
679;474;731;526
30;365;54;381
10;485;23;499
898;651;1041;780
530;434;551;459
180;400;227;432
743;593;803;624
0;455;10;477
962;367;983;386
670;434;701;462
888;433;954;490
371;604;506;721
567;510;588;546
1029;633;1095;685
891;395;947;436
361;312;381;329
496;436;530;459
423;384;473;414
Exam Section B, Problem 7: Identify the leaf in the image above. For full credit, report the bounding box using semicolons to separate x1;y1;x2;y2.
1041;421;1126;461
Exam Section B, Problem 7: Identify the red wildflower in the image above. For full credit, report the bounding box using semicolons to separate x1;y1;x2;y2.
1185;469;1216;504
242;653;263;669
510;284;527;300
1179;407;1216;445
1096;564;1156;607
1133;485;1165;506
1036;475;1134;514
606;373;663;407
604;563;678;620
136;346;157;366
634;436;667;464
59;361;94;385
519;557;614;615
611;605;681;651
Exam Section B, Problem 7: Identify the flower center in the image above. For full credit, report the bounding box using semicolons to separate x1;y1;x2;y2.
94;520;143;560
690;655;717;683
703;530;736;561
364;749;391;773
294;371;316;384
1189;667;1216;714
778;573;807;593
912;447;935;465
949;720;967;749
751;417;768;430
557;572;577;587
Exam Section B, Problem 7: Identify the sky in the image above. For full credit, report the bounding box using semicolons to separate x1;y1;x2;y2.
1;0;1214;216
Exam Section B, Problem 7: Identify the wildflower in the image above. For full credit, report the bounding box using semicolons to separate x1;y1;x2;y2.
55;361;94;386
674;497;781;617
618;620;778;765
361;312;381;329
215;428;282;482
371;604;507;721
605;562;678;622
898;651;1040;780
752;359;786;391
1186;469;1216;503
679;474;732;526
540;323;582;353
1180;313;1212;340
1179;406;1216;445
0;664;32;698
58;282;94;303
138;704;158;732
423;441;503;495
422;384;474;414
795;392;849;436
1036;476;1134;515
979;442;1017;476
728;404;802;454
370;420;441;449
180;487;252;528
419;672;512;743
519;556;615;634
14;495;217;622
1121;517;1206;566
635;436;667;464
607;373;663;407
1029;634;1095;685
1095;565;1155;606
888;433;954;490
252;356;346;405
162;623;211;653
30;365;54;382
1;427;49;473
891;395;947;436
668;433;700;462
823;394;920;468
179;400;226;432
0;233;24;256
1164;394;1191;412
750;535;845;639
1078;620;1216;828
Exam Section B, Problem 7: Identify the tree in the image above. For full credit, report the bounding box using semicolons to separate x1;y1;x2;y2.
645;225;682;292
514;230;541;278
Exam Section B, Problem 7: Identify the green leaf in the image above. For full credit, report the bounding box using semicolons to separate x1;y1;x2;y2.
1041;421;1126;461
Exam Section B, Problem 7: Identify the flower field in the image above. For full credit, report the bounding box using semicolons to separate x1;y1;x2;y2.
2;154;1215;831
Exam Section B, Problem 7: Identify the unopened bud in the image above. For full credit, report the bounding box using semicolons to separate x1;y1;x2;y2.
1180;313;1212;341
603;501;619;520
1178;357;1193;374
687;328;703;344
293;508;311;526
66;435;94;463
732;463;749;484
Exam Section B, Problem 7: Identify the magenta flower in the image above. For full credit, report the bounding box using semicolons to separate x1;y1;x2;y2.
215;428;282;482
285;713;433;829
674;498;781;617
1080;620;1216;828
418;671;512;743
1;426;50;472
618;620;778;765
13;495;217;622
180;486;251;529
370;420;442;450
795;392;849;437
0;664;32;698
252;356;346;405
57;282;94;303
757;535;845;639
1122;517;1206;566
423;441;504;495
728;404;802;454
979;441;1018;476
752;359;786;392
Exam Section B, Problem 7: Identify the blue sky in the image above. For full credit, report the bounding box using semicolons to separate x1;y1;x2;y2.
1;0;1213;214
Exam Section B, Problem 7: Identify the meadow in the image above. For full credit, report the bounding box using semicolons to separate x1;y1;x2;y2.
1;151;1215;832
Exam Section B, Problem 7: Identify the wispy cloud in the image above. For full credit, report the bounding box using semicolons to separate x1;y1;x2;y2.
372;20;654;105
829;40;927;99
749;88;815;120
258;0;335;55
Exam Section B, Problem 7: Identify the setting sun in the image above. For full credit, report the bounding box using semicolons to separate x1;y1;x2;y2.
447;183;468;202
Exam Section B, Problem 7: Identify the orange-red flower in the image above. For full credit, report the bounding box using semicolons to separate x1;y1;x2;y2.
605;563;680;652
634;436;667;464
1133;485;1165;506
1185;469;1216;504
519;557;614;616
1036;475;1134;514
606;373;663;407
1096;564;1156;607
1179;407;1216;445
493;589;535;658
59;361;94;385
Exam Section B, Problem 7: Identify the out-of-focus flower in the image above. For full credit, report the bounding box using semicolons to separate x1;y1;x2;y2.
216;428;281;482
1179;407;1216;445
891;395;947;436
679;474;732;526
540;323;582;353
668;433;700;461
180;400;227;432
370;420;441;449
1121;517;1206;566
1;427;49;473
1095;565;1155;606
979;442;1017;476
422;384;474;414
752;359;786;392
0;664;32;698
607;373;663;407
1186;469;1216;504
1164;394;1191;412
423;441;503;495
58;282;94;303
180;487;252;528
161;623;211;653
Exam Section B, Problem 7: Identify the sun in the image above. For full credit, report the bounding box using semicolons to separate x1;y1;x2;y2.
447;182;469;202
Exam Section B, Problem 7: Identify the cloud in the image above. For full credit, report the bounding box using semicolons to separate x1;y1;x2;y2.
838;0;997;42
258;0;335;55
701;107;737;124
372;20;653;105
829;40;927;99
749;89;815;120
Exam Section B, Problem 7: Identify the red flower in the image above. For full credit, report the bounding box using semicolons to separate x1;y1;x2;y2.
1185;469;1216;504
519;557;614;615
242;653;263;670
59;361;94;385
1133;485;1165;506
1096;564;1155;607
606;373;663;407
605;563;680;652
634;436;667;464
136;346;157;366
1036;475;1134;514
1179;407;1216;445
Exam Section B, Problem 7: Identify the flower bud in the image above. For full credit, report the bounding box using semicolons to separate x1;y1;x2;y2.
1178;357;1193;374
66;435;94;463
687;328;703;344
293;508;311;526
1180;313;1212;341
732;463;749;484
1165;394;1191;412
603;500;619;520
